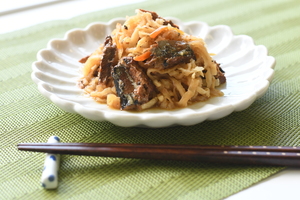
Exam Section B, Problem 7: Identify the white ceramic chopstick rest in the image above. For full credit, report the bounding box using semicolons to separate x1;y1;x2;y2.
40;136;60;189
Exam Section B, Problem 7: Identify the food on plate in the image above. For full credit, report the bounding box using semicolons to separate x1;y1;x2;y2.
78;9;226;111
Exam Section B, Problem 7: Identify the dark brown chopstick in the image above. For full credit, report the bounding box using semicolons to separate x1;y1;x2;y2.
17;143;300;167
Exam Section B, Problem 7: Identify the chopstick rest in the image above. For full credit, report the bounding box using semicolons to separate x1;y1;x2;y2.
40;136;61;189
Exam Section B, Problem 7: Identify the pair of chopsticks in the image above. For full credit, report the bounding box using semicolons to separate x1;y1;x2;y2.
17;143;300;167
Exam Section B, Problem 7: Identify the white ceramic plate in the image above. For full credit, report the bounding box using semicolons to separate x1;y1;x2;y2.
32;17;275;128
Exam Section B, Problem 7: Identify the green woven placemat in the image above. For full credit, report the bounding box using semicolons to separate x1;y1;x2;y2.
1;0;299;199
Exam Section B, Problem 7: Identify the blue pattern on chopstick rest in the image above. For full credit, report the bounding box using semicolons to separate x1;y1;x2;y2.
49;155;56;161
48;175;55;182
53;136;60;142
40;136;61;189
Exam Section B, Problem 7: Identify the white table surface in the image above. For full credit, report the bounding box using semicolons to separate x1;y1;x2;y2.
1;1;298;199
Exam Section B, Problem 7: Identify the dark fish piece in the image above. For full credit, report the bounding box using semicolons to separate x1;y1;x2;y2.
98;35;118;84
144;40;196;69
112;57;157;110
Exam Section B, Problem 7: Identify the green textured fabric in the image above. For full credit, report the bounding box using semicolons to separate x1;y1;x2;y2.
1;0;299;199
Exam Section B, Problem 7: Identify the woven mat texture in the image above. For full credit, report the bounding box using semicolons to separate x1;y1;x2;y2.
1;0;300;199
